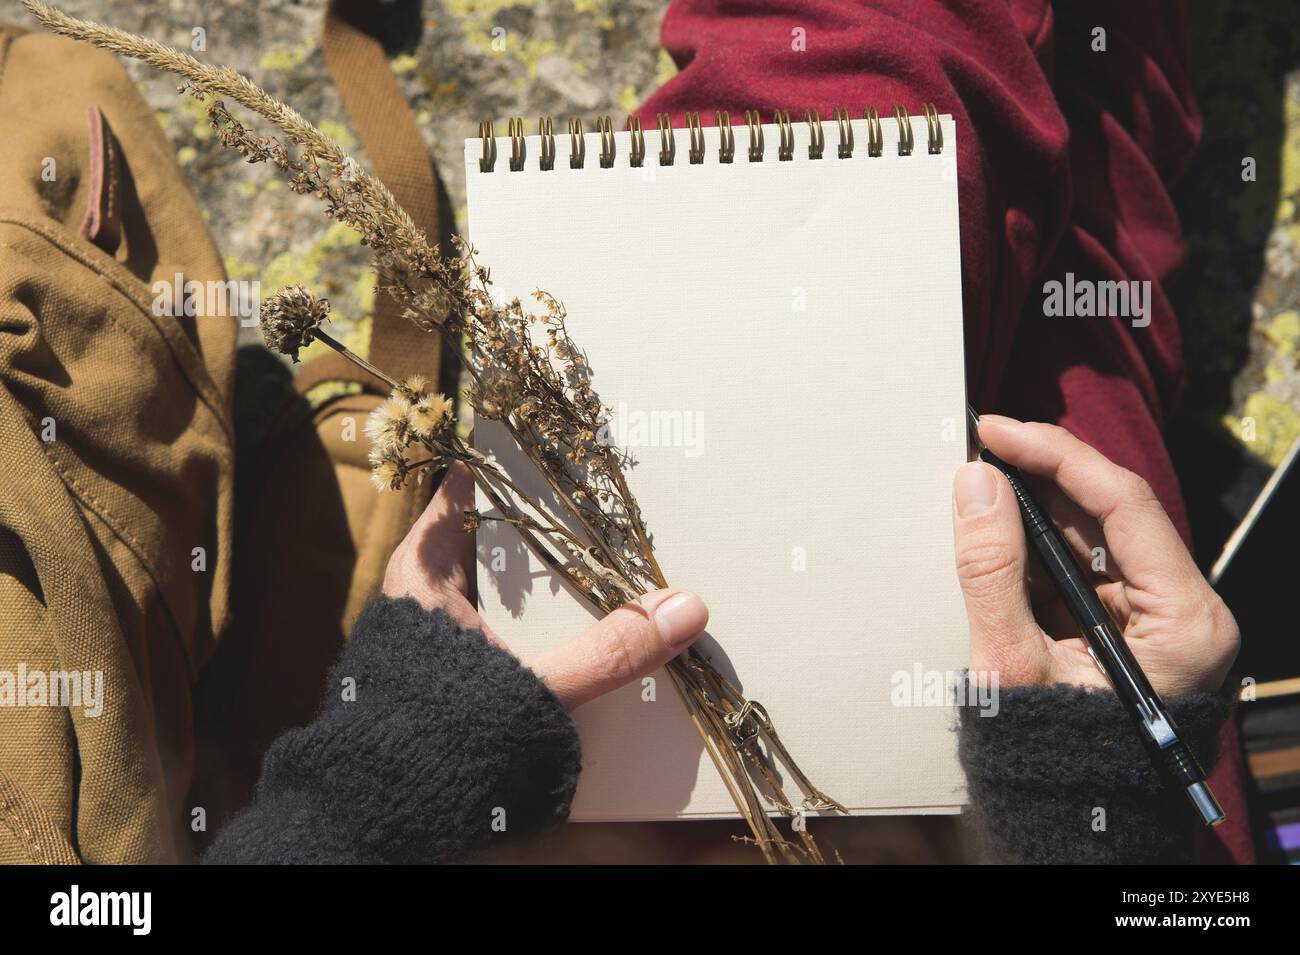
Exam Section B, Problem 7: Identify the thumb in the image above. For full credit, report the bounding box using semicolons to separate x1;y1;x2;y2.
523;589;708;710
952;462;1042;681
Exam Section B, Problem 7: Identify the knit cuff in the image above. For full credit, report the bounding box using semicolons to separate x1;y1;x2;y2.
957;682;1232;864
206;596;581;864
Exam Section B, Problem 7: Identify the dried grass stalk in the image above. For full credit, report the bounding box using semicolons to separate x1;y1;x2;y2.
25;0;848;863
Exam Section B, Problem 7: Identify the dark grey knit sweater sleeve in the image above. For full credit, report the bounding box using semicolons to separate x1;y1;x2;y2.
203;596;581;864
958;683;1232;864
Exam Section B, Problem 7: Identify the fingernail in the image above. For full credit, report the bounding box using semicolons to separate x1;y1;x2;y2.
954;462;998;517
648;591;709;648
976;413;1022;441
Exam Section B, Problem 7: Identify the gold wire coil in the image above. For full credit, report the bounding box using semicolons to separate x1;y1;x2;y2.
508;116;525;171
715;111;735;163
774;109;794;161
627;115;645;167
479;119;496;172
744;109;763;162
893;105;914;156
865;106;882;157
805;109;824;160
478;105;941;171
833;108;853;158
538;115;555;171
656;113;675;166
568;117;585;168
923;102;942;155
597;115;615;168
686;112;705;164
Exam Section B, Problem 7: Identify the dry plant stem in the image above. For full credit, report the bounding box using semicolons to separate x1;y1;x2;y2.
456;320;637;587
24;0;849;864
312;329;399;391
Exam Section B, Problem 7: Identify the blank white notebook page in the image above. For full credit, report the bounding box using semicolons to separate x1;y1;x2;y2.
464;115;969;820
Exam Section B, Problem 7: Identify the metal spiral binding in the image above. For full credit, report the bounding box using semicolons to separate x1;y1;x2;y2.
479;119;496;172
834;108;853;158
567;117;584;169
538;115;555;171
508;117;526;171
865;106;882;157
597;115;616;168
893;105;914;156
656;112;675;166
628;115;645;167
805;109;824;160
774;109;794;161
744;110;763;162
923;102;943;155
716;110;734;163
477;105;943;171
686;112;705;165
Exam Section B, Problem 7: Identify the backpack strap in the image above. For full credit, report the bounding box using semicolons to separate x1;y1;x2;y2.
320;0;446;388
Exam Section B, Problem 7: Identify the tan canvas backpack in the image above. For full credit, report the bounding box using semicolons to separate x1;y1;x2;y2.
0;16;237;863
0;2;443;863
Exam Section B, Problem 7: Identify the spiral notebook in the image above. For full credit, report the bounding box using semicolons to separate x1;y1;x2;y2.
464;108;970;820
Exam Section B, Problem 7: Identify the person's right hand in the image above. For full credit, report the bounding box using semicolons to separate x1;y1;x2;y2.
951;415;1239;697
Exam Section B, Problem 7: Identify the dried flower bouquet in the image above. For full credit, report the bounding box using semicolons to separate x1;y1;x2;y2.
26;0;846;863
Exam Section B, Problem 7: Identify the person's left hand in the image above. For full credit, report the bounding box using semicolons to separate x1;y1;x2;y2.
383;461;709;710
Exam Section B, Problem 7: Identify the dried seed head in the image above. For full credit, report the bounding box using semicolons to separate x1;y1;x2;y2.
408;393;454;440
370;457;406;492
400;374;428;400
367;439;409;491
365;394;413;445
259;284;331;362
475;395;504;420
412;281;456;321
469;372;519;421
462;509;481;532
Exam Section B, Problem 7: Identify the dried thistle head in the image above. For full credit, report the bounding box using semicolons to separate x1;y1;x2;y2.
368;452;408;492
363;385;452;490
398;374;428;400
462;509;481;533
259;284;331;362
408;393;454;441
365;394;412;448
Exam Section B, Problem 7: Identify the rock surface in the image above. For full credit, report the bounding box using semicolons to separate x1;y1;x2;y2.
4;0;1295;553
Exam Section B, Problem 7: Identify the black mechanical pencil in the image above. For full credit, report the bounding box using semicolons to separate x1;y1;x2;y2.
966;405;1224;827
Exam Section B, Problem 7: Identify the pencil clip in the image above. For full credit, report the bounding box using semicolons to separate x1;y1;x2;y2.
966;404;984;459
